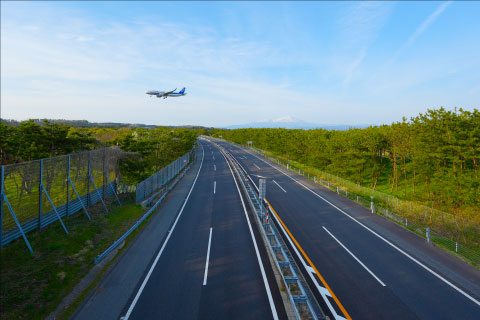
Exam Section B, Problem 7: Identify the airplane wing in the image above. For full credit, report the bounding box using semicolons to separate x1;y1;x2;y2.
165;88;177;95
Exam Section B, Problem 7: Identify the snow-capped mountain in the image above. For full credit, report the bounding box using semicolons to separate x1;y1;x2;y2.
225;116;370;130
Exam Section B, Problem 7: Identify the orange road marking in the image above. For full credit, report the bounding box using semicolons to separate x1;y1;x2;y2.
265;199;352;320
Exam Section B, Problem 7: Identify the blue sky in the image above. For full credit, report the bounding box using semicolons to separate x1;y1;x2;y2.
1;1;479;127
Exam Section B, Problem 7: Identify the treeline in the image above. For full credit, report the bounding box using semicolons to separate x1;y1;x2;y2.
113;127;200;183
1;120;202;184
2;118;157;128
0;120;98;163
209;108;480;216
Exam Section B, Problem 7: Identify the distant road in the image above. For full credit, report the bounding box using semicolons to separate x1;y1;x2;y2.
217;139;480;320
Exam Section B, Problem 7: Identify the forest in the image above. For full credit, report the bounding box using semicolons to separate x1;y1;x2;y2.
0;120;202;184
209;108;480;218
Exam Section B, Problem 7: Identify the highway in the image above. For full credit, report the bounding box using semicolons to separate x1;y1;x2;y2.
74;139;286;320
216;139;480;320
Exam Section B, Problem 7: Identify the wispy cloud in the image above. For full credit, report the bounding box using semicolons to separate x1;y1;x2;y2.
338;2;393;47
336;2;393;87
343;47;367;87
391;1;452;62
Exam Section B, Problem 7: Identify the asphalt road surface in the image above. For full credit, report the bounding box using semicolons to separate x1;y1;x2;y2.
124;140;286;319
216;138;480;320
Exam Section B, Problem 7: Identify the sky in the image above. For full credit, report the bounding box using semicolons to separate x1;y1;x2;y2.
1;1;479;127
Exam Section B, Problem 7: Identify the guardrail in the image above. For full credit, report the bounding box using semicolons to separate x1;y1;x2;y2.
220;145;324;320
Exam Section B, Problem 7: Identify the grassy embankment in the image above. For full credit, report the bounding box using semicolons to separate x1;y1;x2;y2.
0;194;150;320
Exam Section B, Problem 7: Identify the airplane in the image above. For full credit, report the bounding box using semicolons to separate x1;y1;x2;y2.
146;87;187;99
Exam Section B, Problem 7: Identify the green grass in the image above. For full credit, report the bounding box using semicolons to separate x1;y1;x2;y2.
431;236;480;267
0;194;144;320
2;168;113;238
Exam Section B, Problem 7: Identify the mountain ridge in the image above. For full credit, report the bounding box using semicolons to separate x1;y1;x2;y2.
224;116;372;130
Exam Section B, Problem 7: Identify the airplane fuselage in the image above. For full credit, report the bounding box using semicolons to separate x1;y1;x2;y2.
146;87;186;99
166;93;187;97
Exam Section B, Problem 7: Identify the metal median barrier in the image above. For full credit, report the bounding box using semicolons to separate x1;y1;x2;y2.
1;147;124;253
246;145;480;267
218;144;325;320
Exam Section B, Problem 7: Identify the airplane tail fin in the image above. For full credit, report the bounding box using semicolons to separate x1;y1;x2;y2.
179;87;186;94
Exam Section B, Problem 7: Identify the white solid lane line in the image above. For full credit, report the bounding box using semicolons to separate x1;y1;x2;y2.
323;226;386;287
214;181;216;194
248;149;480;307
253;163;261;170
124;143;205;320
220;150;279;320
203;227;213;286
214;164;216;171
273;180;287;193
246;173;344;320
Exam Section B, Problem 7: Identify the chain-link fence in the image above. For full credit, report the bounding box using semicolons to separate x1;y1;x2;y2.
135;151;191;204
1;147;125;249
246;146;480;266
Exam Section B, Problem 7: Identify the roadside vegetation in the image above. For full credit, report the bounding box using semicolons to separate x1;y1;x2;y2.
209;108;480;224
0;120;202;319
1;120;202;184
0;195;144;320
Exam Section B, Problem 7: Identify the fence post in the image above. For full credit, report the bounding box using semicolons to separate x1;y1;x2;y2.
87;151;91;207
66;155;70;216
1;166;4;246
39;159;43;230
426;228;430;243
370;196;374;213
103;148;106;201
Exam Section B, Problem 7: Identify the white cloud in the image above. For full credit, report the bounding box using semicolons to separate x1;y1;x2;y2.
391;2;452;62
334;2;394;87
343;47;367;87
76;36;94;42
22;25;39;31
338;2;394;48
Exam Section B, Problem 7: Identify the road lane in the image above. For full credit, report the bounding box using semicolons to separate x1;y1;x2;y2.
126;140;285;320
218;139;480;320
